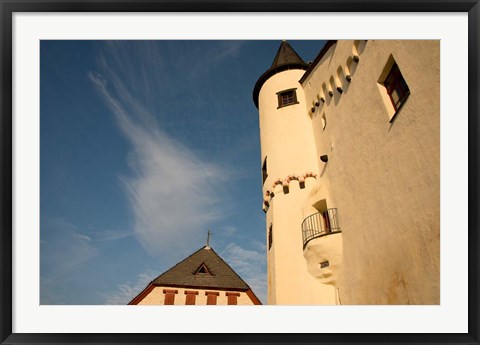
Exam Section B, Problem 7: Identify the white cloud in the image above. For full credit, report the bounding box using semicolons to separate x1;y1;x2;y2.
89;49;229;257
76;234;92;241
104;269;157;305
220;243;267;304
93;229;134;242
220;225;237;236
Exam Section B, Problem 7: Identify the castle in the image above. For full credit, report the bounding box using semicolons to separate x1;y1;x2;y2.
253;40;440;305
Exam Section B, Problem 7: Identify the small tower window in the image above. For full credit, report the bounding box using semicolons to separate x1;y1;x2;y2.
268;224;273;250
277;88;298;108
262;157;268;185
384;63;410;112
320;261;330;269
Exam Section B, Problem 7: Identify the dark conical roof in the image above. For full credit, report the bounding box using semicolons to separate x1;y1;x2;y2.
152;246;251;290
252;41;309;108
270;40;308;68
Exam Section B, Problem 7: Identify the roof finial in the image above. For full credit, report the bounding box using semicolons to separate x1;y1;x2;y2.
206;229;212;248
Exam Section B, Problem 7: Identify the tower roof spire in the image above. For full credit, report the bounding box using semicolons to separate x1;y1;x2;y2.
252;40;310;109
270;40;308;68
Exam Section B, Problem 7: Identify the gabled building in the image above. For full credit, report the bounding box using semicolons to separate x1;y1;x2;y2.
254;40;440;305
129;245;261;305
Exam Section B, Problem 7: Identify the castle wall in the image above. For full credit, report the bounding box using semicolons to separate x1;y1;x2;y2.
301;40;440;304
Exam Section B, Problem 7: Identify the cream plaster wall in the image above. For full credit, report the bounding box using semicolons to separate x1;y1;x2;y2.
303;232;343;286
137;286;256;305
258;69;336;305
258;70;320;184
301;40;440;304
269;183;336;304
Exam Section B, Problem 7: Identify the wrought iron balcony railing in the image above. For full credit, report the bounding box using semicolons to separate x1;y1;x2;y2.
302;208;341;249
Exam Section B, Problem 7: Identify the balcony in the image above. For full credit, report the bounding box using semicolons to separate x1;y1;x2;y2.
302;208;341;249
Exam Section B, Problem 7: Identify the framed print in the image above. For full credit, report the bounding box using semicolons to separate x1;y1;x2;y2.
1;1;479;344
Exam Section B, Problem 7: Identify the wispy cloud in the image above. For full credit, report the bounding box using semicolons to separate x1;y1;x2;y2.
221;243;267;304
190;41;245;72
41;217;100;304
89;43;230;257
220;225;237;236
93;229;135;242
104;268;157;305
41;218;99;279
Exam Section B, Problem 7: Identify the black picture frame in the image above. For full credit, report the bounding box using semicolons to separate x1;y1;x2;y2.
1;1;478;344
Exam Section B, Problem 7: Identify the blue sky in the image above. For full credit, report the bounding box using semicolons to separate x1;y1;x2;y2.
40;40;325;305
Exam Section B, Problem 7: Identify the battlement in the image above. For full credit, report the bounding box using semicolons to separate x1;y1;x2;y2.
262;172;317;212
302;40;367;117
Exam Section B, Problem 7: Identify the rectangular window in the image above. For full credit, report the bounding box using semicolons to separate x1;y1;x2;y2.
268;224;273;250
205;291;219;305
277;88;298;108
163;289;178;305
384;63;410;112
262;158;268;185
184;290;199;305
320;261;330;269
226;292;240;305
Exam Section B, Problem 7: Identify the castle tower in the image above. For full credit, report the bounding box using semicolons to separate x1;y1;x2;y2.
253;41;336;304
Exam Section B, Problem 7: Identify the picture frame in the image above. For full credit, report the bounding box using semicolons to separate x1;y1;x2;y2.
1;1;478;344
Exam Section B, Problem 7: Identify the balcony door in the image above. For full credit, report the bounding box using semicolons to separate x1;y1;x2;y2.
313;199;331;234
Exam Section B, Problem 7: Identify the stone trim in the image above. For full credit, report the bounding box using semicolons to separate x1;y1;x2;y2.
263;172;318;211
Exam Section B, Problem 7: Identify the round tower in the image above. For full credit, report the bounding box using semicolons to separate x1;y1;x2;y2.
253;41;335;304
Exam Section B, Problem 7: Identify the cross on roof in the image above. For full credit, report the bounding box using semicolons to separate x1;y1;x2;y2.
206;229;213;247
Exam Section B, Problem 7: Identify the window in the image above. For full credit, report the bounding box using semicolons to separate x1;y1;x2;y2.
194;263;212;275
205;291;219;305
262;157;268;184
226;292;240;305
262;157;268;185
163;289;178;305
268;224;273;250
277;88;298;108
184;290;198;305
384;63;410;112
378;56;411;122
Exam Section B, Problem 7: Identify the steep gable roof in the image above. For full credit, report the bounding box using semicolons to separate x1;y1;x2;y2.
151;246;251;290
